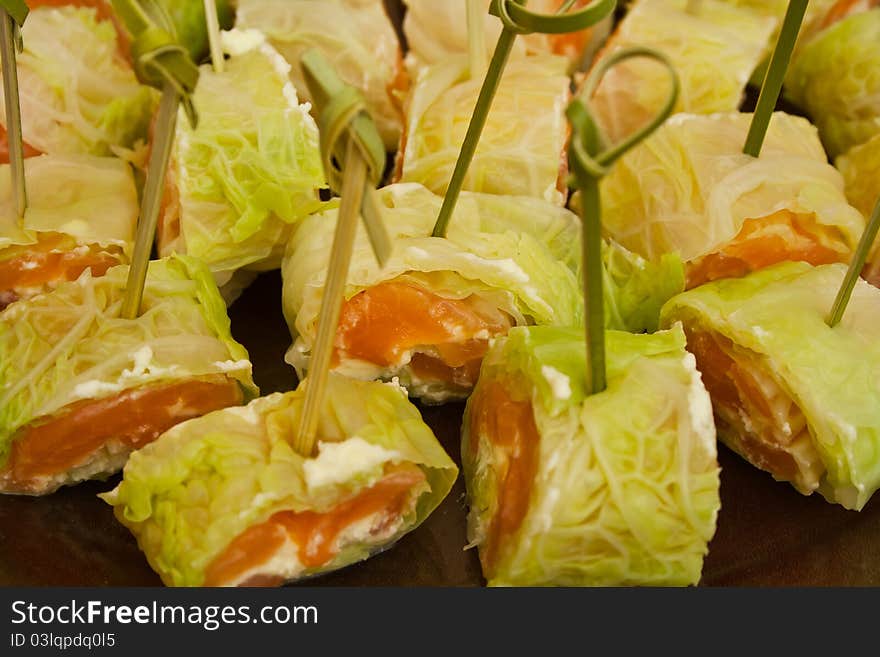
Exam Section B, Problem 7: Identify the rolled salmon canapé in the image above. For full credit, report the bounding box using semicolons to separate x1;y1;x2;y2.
283;183;685;403
157;28;327;297
0;256;257;495
600;112;865;290
587;0;776;143
395;53;572;205
662;261;880;510
462;324;720;586
402;0;612;72
101;375;458;587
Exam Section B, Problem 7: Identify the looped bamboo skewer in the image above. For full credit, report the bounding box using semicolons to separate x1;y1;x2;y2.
568;47;679;394
293;50;393;458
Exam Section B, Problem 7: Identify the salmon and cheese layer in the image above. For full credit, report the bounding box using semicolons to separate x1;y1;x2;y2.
600;112;865;290
0;154;138;310
282;183;583;403
0;256;257;495
662;262;880;511
102;376;457;587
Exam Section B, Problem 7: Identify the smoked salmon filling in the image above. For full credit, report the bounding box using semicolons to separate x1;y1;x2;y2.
1;375;243;495
0;233;125;311
462;325;720;586
661;261;880;510
102;376;457;587
684;327;823;493
334;279;514;394
685;210;851;289
0;256;257;495
465;380;540;582
204;463;428;587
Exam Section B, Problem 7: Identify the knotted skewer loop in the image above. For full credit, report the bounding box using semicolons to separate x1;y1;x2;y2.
568;46;679;395
111;0;200;127
301;49;391;266
492;0;616;35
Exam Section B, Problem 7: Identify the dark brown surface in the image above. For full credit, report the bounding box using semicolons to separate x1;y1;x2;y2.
2;271;880;587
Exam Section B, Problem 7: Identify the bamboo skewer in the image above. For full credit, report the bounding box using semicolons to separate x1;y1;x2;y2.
294;50;392;457
743;0;807;157
568;47;679;394
0;1;28;219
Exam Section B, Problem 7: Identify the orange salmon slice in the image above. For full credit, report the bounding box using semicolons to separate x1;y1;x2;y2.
204;464;426;586
468;380;540;579
335;280;513;388
686;210;851;289
2;375;244;494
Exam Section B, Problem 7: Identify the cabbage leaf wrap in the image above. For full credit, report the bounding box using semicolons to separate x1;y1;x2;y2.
3;6;155;159
236;0;404;150
786;9;880;157
462;324;720;586
101;375;458;587
600;111;864;277
589;0;775;143
158;29;326;290
837;133;880;220
396;54;570;205
0;255;257;492
0;154;138;308
282;183;683;402
661;261;880;510
0;154;137;253
402;0;611;72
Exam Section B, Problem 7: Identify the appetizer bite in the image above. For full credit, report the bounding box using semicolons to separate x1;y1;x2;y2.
785;3;880;157
101;374;457;587
282;183;682;403
157;28;326;296
662;261;880;510
462;324;720;586
235;0;405;150
395;53;572;203
402;0;611;72
600;111;865;289
0;255;257;495
588;0;776;143
0;153;137;309
3;2;154;162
